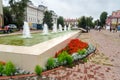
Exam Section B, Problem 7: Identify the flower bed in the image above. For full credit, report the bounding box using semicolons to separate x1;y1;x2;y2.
0;38;96;79
45;38;96;70
0;61;33;79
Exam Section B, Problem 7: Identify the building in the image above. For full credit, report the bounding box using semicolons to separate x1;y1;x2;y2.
25;1;47;29
106;10;120;28
0;0;3;27
38;5;48;24
25;1;58;29
64;18;78;27
106;15;112;26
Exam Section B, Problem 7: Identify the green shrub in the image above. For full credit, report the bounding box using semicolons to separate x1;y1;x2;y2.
35;65;42;75
65;55;73;65
82;58;88;63
0;64;4;75
58;51;68;65
4;61;16;76
58;51;73;65
78;49;87;55
72;53;79;61
46;57;55;70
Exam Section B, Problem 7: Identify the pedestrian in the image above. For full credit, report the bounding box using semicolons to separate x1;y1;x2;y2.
98;26;101;31
88;27;90;32
110;27;112;32
5;25;9;33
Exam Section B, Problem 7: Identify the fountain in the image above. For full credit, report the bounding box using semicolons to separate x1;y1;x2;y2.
64;25;67;31
43;23;49;35
58;24;63;32
52;23;57;33
68;24;71;31
0;21;80;72
22;21;32;38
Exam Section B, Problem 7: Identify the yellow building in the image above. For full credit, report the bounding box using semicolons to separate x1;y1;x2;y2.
0;0;3;27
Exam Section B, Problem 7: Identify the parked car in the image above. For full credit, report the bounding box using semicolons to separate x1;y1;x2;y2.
8;24;17;33
8;24;17;29
2;24;17;33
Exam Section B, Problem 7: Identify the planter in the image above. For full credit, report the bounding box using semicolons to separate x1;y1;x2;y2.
0;74;36;80
42;66;63;76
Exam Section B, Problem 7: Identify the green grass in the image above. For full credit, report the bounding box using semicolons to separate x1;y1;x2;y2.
0;31;73;46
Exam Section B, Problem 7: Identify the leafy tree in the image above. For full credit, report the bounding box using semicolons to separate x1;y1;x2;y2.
43;11;53;29
86;16;94;28
3;7;13;25
100;11;108;27
9;0;29;29
94;19;100;26
57;16;64;27
78;16;86;29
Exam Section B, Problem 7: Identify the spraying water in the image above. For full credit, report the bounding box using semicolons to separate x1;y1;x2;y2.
52;23;57;33
43;23;49;35
64;25;67;31
68;24;71;31
58;24;63;32
22;21;32;38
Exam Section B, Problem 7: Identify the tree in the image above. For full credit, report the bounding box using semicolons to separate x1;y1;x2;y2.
86;16;94;28
9;0;29;29
100;11;108;27
57;16;64;27
43;11;53;29
78;16;86;29
3;7;13;25
94;19;100;26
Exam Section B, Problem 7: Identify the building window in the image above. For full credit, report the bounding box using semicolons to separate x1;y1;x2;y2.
29;17;30;21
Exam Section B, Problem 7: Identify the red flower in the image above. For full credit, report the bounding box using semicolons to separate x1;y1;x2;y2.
0;61;6;65
54;38;88;57
55;46;68;58
67;39;88;54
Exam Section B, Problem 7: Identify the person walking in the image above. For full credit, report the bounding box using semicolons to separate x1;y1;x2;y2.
98;26;101;31
5;25;9;33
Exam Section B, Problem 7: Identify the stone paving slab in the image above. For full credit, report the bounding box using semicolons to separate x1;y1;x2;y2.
43;62;118;80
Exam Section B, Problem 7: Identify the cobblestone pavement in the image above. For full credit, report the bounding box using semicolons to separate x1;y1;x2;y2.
42;30;120;80
89;30;120;80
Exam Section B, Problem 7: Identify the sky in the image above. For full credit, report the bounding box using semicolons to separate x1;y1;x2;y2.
3;0;120;20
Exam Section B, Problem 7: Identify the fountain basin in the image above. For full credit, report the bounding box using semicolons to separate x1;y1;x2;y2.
0;31;73;46
0;31;81;72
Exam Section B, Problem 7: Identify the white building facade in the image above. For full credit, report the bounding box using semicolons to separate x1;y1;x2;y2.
25;2;47;29
0;0;3;27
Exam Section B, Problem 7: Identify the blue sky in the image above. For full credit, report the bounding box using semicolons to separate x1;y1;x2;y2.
3;0;120;20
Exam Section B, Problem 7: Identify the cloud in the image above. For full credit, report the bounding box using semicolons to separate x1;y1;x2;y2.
3;0;120;20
